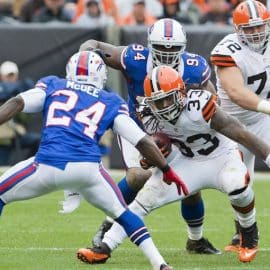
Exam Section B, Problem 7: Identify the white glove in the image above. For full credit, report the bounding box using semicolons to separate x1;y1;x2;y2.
59;190;81;214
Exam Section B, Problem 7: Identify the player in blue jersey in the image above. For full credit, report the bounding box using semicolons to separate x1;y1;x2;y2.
0;51;189;270
76;18;220;260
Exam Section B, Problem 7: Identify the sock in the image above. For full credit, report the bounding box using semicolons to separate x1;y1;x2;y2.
104;200;148;250
115;210;165;270
181;198;204;240
117;177;137;204
0;198;5;216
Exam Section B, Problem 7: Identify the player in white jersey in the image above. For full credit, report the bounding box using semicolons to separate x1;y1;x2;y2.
0;52;190;270
77;18;219;256
78;66;270;264
211;0;270;252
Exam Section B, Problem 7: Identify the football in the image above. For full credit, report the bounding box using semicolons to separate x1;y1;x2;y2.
151;132;172;158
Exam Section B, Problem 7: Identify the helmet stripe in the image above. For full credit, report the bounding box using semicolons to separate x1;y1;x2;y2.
246;0;259;19
164;19;173;38
76;51;89;76
151;67;161;93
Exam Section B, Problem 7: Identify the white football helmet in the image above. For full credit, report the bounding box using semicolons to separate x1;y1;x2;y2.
66;51;107;89
148;18;187;68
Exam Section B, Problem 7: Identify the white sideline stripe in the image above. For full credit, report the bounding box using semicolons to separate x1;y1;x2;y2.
0;247;270;252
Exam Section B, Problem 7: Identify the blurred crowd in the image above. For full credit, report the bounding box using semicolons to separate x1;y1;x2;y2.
0;0;267;27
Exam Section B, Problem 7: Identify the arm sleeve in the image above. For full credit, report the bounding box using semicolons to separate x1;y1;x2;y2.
113;114;146;146
19;88;46;113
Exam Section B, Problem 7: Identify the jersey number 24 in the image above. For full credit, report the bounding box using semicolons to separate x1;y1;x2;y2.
46;90;105;139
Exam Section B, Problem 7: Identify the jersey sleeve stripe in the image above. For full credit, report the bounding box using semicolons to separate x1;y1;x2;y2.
201;65;211;85
202;95;217;122
35;82;47;90
118;104;129;115
204;105;216;122
210;55;236;67
120;47;128;70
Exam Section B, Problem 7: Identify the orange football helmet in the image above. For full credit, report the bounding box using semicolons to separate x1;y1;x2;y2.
143;65;185;121
233;0;270;52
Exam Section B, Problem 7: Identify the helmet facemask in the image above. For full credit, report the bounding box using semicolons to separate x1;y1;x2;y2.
150;44;185;68
236;19;270;53
145;89;186;122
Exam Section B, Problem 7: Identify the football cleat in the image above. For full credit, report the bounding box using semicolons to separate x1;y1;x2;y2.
77;242;111;264
186;237;221;255
160;263;173;270
238;222;258;263
224;220;240;253
91;219;113;247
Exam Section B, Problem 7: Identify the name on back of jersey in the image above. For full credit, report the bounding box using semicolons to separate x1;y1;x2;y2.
66;80;100;98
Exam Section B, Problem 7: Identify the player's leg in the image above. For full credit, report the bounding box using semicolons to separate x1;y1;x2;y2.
181;193;220;254
84;156;220;263
0;157;57;217
0;160;96;216
77;163;172;270
219;150;258;262
92;136;151;247
224;145;254;253
82;164;185;264
225;116;270;253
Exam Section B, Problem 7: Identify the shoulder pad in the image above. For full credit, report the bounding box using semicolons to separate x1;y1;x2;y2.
121;44;148;77
186;90;217;123
182;52;211;86
35;75;59;90
211;35;242;67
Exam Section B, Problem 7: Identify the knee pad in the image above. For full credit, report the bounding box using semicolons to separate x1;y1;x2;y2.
229;185;254;213
126;168;152;192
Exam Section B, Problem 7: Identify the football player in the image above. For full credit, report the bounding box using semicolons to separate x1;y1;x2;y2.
0;52;189;270
77;66;270;264
211;0;270;252
77;18;219;256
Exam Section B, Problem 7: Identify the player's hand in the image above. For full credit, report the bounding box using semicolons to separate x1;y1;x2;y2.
90;48;111;61
162;166;189;195
140;158;153;170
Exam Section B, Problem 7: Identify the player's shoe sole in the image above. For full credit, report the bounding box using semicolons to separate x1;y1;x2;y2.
77;248;110;264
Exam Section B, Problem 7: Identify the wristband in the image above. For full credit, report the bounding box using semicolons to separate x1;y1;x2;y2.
161;164;170;173
256;100;270;114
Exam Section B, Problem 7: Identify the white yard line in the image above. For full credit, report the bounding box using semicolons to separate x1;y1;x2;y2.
0;247;269;252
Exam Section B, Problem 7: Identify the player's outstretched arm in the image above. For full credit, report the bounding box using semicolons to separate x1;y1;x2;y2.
217;66;264;111
79;39;125;70
211;107;270;162
0;96;24;125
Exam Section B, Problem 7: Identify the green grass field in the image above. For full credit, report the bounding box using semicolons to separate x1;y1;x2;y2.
0;172;270;270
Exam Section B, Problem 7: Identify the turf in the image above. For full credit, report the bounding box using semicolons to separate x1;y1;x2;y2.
0;172;269;270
